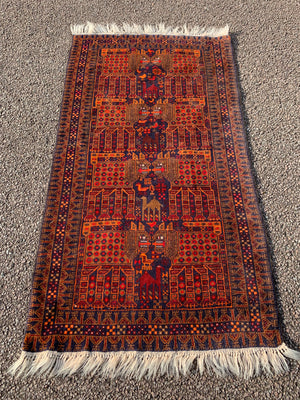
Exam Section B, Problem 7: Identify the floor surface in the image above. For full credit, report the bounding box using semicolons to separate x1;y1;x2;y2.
0;1;299;399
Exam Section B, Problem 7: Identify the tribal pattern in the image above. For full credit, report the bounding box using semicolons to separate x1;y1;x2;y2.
23;34;281;354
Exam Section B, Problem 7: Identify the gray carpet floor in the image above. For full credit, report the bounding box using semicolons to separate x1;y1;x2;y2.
1;1;299;399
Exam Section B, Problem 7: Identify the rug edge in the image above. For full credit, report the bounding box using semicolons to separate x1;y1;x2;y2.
70;22;229;37
8;343;300;379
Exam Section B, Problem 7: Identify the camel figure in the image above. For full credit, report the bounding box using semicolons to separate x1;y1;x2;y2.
139;266;164;302
141;196;163;221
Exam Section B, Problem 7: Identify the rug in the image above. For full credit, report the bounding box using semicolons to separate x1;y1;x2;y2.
9;22;299;379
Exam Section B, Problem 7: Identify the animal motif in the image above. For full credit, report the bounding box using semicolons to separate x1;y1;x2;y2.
139;266;164;301
142;197;163;221
136;182;149;193
140;252;152;270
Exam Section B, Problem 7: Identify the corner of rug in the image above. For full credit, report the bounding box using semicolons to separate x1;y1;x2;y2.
70;22;229;38
8;343;300;379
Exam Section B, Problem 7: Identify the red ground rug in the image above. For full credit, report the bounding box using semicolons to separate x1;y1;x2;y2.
9;22;299;378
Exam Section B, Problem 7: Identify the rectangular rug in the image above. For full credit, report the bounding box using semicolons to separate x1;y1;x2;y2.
9;22;299;379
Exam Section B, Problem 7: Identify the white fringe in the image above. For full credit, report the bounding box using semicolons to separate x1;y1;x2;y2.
70;22;229;38
8;343;300;379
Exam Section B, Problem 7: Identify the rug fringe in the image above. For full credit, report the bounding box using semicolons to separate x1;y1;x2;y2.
70;22;229;37
8;343;299;379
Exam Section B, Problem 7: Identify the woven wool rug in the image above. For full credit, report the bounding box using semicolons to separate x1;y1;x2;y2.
9;22;299;379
